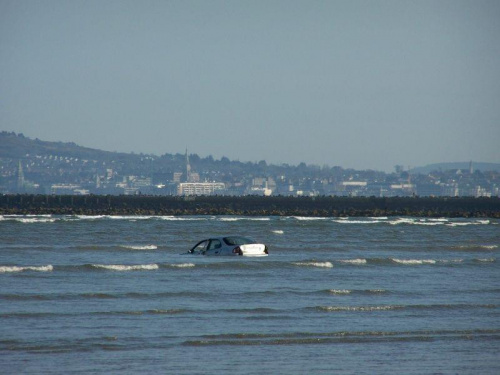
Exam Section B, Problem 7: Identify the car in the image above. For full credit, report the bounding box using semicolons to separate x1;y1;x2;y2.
188;236;268;257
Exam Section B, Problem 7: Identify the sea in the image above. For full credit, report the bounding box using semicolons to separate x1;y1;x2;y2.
1;214;499;374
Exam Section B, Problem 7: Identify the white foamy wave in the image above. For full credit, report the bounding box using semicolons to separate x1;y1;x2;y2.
333;220;382;224
476;220;490;225
92;264;159;271
293;261;333;268
370;217;388;220
120;245;157;250
447;222;474;227
11;217;57;223
428;218;449;222
0;265;53;273
159;216;207;221
319;305;402;312
389;218;415;225
108;215;154;220
391;258;436;265
272;230;284;234
480;245;498;250
74;215;107;220
447;220;490;227
476;258;496;263
338;259;367;265
168;263;195;268
440;259;464;264
329;289;352;295
218;217;270;221
416;221;445;226
293;217;328;221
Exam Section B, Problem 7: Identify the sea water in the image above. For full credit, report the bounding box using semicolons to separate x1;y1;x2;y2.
1;215;499;374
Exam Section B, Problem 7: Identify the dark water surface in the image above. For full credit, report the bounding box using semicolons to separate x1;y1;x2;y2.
1;215;499;374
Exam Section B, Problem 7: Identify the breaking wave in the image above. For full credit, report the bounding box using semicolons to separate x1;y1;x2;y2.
333;219;383;224
292;217;329;221
0;215;57;223
338;259;367;265
328;289;351;295
313;304;497;312
293;261;333;268
90;264;159;271
391;258;437;265
165;263;196;268
474;258;496;263
272;230;284;234
119;244;157;250
0;265;53;273
219;217;270;221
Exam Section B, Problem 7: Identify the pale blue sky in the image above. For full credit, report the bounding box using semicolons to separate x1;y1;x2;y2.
1;0;499;171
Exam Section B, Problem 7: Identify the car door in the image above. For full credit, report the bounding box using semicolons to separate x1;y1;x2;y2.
205;239;222;256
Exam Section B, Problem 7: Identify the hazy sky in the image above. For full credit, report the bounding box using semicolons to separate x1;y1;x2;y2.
1;0;499;171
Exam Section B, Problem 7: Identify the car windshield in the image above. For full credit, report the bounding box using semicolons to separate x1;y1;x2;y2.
223;237;255;246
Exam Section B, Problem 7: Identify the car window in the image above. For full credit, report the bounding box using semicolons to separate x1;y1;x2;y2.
223;237;254;246
191;240;208;253
208;239;222;250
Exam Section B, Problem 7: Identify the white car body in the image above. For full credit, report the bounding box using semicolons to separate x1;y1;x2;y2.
188;236;268;257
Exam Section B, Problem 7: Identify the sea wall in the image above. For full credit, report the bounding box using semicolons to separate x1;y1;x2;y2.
1;195;499;217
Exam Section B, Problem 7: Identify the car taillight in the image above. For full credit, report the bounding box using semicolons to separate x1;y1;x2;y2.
264;246;268;254
232;246;243;255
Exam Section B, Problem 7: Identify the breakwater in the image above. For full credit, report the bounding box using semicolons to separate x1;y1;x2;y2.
1;195;499;217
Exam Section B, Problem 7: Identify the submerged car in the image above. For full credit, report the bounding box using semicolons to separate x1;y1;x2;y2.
188;236;268;257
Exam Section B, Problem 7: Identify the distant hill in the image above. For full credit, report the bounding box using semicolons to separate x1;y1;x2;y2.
2;131;499;175
0;131;141;161
411;162;500;174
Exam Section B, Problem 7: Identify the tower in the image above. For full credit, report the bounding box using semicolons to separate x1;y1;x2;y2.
469;160;474;174
17;161;25;191
185;148;191;182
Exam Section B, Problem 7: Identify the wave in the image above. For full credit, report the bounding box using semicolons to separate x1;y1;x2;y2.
182;328;500;347
292;217;329;221
0;265;53;273
119;244;157;250
326;289;387;295
0;309;193;319
272;230;284;234
219;217;271;221
446;220;491;227
158;216;210;221
90;264;159;271
474;258;496;263
316;305;403;312
333;219;383;224
391;258;436;265
338;259;367;265
0;216;57;223
165;263;196;268
328;289;351;295
451;244;498;251
312;303;497;313
293;261;333;268
1;256;491;275
0;290;210;301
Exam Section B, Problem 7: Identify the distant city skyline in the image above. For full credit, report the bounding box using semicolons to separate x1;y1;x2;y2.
2;0;500;172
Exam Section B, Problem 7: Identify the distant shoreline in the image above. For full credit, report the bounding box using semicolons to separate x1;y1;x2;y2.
1;195;499;218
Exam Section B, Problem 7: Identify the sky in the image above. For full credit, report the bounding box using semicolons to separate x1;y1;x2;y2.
1;0;499;172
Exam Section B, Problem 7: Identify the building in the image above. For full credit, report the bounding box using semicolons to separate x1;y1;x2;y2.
177;182;225;196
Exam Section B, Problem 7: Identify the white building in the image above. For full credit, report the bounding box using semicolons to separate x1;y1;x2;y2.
177;182;225;196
